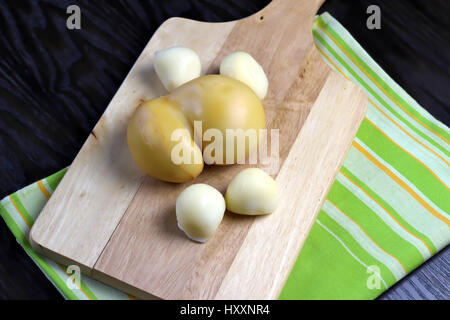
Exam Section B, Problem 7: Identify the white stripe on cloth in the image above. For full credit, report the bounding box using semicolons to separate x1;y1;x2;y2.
344;147;449;248
355;138;449;220
313;22;449;150
318;13;450;134
336;172;431;260
316;219;388;289
322;201;406;281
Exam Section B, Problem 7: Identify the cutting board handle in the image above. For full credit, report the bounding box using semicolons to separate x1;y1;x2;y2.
255;0;325;25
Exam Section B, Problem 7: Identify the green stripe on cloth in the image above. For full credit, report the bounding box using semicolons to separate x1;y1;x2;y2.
313;22;450;157
315;15;450;145
0;12;448;300
338;166;437;255
45;168;68;192
328;180;425;268
358;120;449;202
280;216;389;300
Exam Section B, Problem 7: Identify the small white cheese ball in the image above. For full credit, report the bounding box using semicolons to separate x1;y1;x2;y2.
176;184;225;242
154;46;202;92
219;51;268;99
225;168;278;215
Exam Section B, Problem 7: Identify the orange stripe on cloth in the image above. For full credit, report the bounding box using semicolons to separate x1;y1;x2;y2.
8;195;31;229
37;180;51;200
365;117;449;190
328;199;408;274
368;99;449;167
339;170;434;256
57;263;93;300
352;140;450;226
316;19;449;145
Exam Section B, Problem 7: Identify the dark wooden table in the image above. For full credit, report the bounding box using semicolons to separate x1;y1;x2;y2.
0;0;448;300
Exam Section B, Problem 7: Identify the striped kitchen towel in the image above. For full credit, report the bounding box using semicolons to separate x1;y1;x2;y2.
280;12;449;299
0;12;449;300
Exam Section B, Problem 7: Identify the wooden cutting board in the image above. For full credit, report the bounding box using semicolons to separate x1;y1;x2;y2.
30;0;367;299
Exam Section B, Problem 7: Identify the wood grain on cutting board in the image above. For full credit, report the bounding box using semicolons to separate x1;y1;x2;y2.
30;0;368;299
